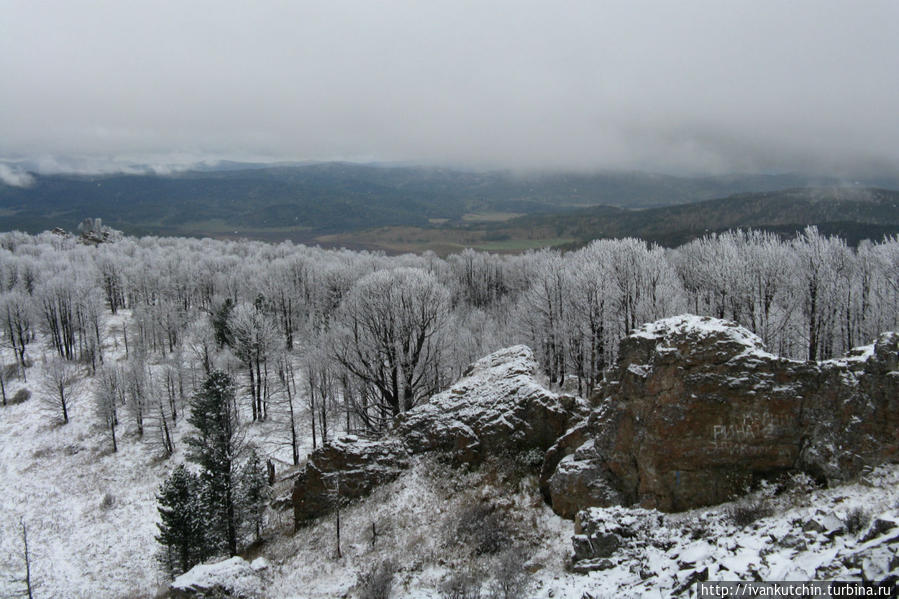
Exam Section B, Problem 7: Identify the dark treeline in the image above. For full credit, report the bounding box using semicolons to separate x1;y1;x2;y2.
1;227;898;444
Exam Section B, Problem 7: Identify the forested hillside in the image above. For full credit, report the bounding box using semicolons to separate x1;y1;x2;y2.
504;187;899;247
1;163;891;242
1;227;898;596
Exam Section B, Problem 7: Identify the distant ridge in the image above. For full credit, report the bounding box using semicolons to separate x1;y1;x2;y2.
507;187;899;247
0;162;897;247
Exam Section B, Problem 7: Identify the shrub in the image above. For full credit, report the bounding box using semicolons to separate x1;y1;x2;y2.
515;448;545;474
357;560;397;599
728;500;773;528
440;569;483;599
100;492;116;510
843;507;871;536
780;472;820;505
10;388;31;404
488;549;529;599
455;502;510;556
682;515;710;540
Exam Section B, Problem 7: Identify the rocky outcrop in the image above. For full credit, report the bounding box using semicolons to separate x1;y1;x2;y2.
569;492;899;584
546;315;899;516
292;436;409;525
170;556;268;598
397;345;581;462
293;346;584;525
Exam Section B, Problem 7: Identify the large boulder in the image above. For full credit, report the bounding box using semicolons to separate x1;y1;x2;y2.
397;345;581;462
292;436;409;525
293;345;584;524
546;315;899;516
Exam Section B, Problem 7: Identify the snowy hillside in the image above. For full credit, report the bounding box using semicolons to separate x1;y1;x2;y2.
0;313;308;599
0;349;172;596
170;459;899;599
3;333;897;598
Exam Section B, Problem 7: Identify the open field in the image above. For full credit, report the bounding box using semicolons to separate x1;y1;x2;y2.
460;211;524;222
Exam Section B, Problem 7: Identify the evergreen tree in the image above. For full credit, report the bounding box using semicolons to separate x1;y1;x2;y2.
186;370;242;556
240;447;269;541
155;465;206;575
211;298;235;348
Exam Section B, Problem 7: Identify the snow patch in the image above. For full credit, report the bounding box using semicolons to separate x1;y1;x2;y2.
172;556;263;597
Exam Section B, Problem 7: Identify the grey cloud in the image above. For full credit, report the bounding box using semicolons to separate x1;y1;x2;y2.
1;0;898;176
0;164;35;187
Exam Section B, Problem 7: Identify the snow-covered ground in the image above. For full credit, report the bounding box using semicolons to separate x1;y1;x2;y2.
184;457;898;599
0;384;175;597
0;311;310;598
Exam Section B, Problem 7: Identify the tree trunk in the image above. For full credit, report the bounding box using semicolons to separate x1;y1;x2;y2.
21;520;34;599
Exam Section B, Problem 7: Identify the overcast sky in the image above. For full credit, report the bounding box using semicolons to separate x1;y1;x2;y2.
2;0;898;180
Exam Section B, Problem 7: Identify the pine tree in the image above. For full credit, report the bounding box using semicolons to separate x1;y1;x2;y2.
186;370;242;556
155;465;206;575
211;298;234;348
240;448;268;541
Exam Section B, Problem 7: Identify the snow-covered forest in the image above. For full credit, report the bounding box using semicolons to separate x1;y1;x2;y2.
3;226;899;405
2;227;899;437
1;226;899;596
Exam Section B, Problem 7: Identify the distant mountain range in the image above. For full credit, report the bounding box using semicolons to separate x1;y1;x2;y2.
502;186;899;248
0;162;897;248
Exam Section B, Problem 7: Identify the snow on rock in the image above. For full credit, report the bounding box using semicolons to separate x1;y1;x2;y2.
293;436;410;524
171;556;264;598
250;557;269;571
631;314;769;354
544;315;899;516
398;345;583;461
293;346;585;524
262;455;899;597
568;465;899;593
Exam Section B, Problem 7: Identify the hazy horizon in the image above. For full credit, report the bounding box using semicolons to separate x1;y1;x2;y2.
3;1;899;185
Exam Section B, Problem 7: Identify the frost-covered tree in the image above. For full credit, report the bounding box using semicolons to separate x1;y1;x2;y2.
147;371;176;458
448;248;509;309
304;339;341;447
515;251;567;383
608;238;679;335
95;252;127;314
333;268;450;430
229;301;280;421
122;358;149;437
1;290;34;380
274;351;301;465
94;365;121;452
3;226;899;414
36;275;81;361
793;227;848;360
872;235;899;334
563;242;619;394
39;357;83;424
